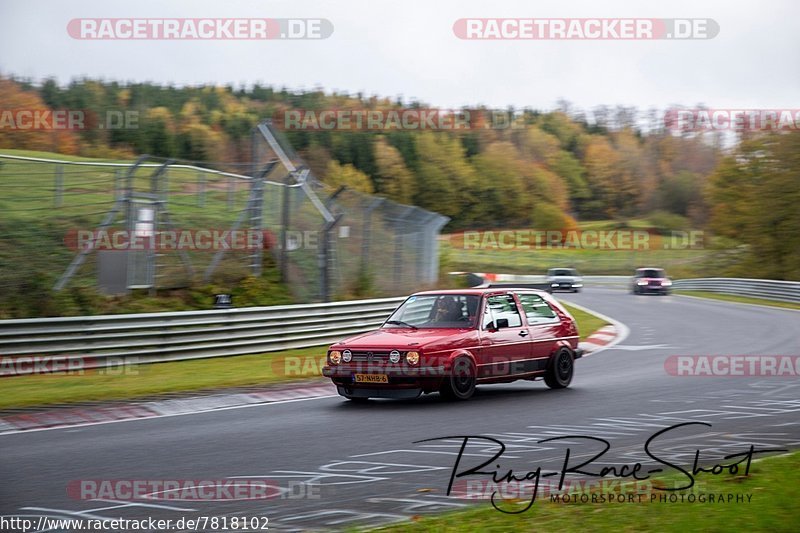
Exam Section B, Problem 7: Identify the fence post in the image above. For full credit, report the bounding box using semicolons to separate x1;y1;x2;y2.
361;197;385;281
54;164;63;207
279;175;291;282
197;171;205;207
114;168;122;201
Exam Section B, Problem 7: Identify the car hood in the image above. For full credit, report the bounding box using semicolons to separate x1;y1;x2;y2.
332;328;471;350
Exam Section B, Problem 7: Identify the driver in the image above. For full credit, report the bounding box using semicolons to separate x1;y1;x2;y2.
432;296;462;322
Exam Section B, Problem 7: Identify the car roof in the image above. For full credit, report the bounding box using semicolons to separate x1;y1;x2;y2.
637;266;664;270
412;288;550;296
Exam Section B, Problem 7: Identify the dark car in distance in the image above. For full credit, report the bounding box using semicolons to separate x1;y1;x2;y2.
322;289;583;401
631;267;672;295
546;268;583;293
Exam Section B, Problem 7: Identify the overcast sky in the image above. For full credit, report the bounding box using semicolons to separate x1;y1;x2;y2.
1;0;798;113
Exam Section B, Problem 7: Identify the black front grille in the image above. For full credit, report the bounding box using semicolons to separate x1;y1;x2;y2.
648;280;661;286
351;351;391;361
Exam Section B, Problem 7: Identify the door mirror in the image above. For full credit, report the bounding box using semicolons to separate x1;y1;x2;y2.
495;318;510;329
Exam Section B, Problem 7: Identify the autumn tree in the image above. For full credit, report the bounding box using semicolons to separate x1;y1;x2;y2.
706;132;800;280
324;160;374;194
373;136;415;203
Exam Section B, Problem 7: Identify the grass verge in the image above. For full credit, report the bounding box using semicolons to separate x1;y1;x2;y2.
561;302;609;340
675;290;800;311
0;346;329;410
0;304;610;409
373;450;799;532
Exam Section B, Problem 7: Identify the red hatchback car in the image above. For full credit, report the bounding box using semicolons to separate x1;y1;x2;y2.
322;289;583;401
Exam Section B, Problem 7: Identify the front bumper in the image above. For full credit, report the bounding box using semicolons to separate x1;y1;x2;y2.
322;365;447;379
323;364;447;396
549;282;582;292
637;285;670;293
336;385;422;399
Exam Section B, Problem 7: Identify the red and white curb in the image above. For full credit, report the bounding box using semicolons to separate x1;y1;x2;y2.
560;300;630;357
0;382;337;435
580;325;619;354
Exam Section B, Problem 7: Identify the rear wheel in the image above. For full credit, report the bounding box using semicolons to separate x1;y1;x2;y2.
440;356;476;400
544;348;574;389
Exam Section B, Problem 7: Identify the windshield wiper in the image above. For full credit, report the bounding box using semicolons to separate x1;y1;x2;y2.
385;320;418;330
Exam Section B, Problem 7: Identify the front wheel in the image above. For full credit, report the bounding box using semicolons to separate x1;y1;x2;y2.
440;356;476;400
544;348;574;389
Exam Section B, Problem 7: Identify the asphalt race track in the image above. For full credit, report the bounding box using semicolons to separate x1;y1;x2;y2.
2;288;799;531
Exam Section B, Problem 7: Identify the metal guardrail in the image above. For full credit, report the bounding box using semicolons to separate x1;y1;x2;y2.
672;278;800;304
469;272;800;300
465;273;630;288
0;297;405;376
4;277;797;376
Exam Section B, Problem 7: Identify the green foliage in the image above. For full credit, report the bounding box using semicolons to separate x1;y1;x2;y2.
324;160;375;194
658;170;700;216
1;76;732;232
706;132;800;280
232;274;294;307
647;210;691;235
531;202;573;231
9;75;792;286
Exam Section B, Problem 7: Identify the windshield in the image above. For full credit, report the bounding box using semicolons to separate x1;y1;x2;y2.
384;294;480;329
549;269;577;276
639;269;666;278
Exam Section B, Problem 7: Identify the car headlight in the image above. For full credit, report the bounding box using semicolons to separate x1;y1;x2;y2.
551;283;559;287
662;280;672;286
572;283;583;287
637;280;647;285
342;349;352;363
329;350;341;364
389;350;401;363
406;351;420;366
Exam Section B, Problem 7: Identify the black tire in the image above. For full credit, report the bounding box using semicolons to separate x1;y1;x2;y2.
440;356;476;400
544;348;574;389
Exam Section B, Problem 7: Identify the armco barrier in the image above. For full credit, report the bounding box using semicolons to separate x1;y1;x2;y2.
0;297;405;376
3;277;797;376
463;273;630;288
673;278;800;304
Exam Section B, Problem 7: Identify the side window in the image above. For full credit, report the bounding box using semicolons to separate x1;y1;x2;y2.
484;294;522;328
482;301;495;329
518;293;560;325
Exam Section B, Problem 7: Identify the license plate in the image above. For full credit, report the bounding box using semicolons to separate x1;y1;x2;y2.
354;374;388;384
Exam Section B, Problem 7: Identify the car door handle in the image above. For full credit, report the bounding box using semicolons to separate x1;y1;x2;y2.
518;330;529;337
